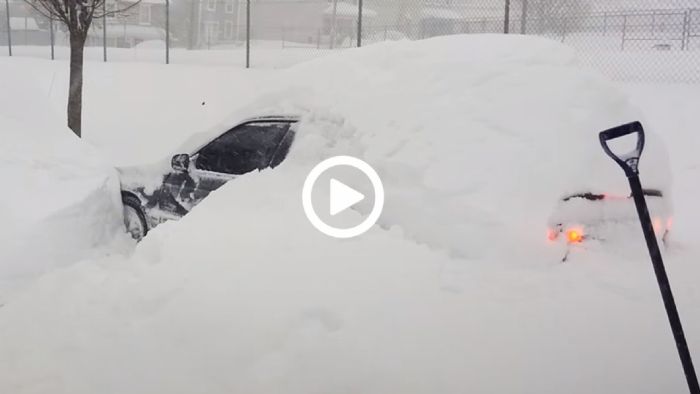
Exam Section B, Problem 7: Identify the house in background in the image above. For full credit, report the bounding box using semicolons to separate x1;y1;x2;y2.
240;0;378;49
192;0;242;48
0;0;51;45
83;0;167;47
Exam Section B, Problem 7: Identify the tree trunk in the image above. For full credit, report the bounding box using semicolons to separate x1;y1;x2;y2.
67;33;86;137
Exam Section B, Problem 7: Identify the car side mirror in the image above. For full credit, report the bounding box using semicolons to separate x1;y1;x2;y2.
171;154;190;172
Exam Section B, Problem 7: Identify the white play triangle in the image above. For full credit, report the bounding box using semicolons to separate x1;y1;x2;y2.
329;178;365;216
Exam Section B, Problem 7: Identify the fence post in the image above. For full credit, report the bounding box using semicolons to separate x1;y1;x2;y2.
102;2;107;62
621;15;627;51
329;0;337;49
520;0;528;34
245;0;250;68
165;0;170;64
357;0;362;47
4;0;10;56
503;0;511;34
49;17;54;60
316;28;320;49
682;10;690;51
561;17;568;43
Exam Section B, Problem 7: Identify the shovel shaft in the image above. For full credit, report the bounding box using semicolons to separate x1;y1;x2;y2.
628;175;700;394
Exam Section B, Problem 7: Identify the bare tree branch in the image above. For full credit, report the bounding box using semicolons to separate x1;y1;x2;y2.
93;1;141;19
23;0;141;32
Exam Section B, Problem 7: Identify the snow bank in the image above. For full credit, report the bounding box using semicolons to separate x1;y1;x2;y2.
0;60;125;291
272;34;671;259
1;166;698;394
0;35;697;394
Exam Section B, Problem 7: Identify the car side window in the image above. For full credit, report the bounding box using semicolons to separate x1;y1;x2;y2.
195;121;294;175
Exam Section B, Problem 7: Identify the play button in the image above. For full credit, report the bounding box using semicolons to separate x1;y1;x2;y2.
302;156;385;239
329;179;365;216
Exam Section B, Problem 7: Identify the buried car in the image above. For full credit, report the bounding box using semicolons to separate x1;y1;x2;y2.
119;115;299;240
546;128;673;251
118;36;675;252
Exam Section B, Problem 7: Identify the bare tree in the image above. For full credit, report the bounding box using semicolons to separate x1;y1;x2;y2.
24;0;139;137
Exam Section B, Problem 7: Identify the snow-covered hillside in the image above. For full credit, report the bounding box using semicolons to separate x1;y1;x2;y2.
0;35;698;394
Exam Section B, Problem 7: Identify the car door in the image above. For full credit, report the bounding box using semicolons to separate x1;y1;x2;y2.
165;120;296;213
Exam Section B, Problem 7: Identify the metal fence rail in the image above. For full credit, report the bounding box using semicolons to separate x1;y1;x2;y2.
1;0;699;82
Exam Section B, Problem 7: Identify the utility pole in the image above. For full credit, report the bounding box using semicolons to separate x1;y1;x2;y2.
329;0;338;49
520;0;528;34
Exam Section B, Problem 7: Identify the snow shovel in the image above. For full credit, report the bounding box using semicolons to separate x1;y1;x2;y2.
599;121;700;394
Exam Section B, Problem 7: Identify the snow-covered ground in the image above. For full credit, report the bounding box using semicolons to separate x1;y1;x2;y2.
0;35;699;393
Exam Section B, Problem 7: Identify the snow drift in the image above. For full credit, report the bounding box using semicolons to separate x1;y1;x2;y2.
0;60;125;292
0;35;697;394
184;34;672;260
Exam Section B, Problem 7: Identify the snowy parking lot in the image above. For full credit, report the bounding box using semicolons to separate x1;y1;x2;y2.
1;35;699;394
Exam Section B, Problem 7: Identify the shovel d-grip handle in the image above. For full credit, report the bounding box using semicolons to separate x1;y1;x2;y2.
599;121;645;178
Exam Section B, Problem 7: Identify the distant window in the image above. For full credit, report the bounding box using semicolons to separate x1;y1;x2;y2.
225;0;235;13
207;0;216;11
139;4;151;25
224;21;234;39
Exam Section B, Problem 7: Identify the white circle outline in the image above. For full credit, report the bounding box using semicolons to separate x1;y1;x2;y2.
302;156;385;239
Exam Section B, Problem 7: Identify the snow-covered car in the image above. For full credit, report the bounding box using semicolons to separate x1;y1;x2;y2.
546;129;673;250
119;115;298;240
547;186;672;245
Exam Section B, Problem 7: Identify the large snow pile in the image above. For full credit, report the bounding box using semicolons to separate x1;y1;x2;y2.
0;35;698;394
0;60;126;295
204;34;672;260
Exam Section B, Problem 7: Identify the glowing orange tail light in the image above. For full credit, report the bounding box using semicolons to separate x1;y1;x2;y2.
566;228;584;243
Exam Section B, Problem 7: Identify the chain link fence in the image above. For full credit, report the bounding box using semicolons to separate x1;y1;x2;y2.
1;0;699;82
